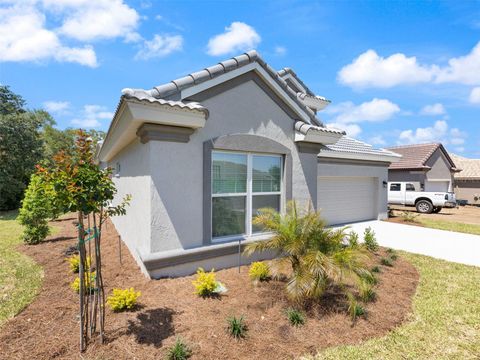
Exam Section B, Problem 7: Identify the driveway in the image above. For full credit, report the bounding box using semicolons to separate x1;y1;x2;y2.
344;220;480;267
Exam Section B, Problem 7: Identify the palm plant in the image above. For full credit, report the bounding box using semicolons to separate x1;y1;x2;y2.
244;201;370;302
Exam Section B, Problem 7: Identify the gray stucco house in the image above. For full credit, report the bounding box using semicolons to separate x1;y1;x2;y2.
98;51;400;278
450;154;480;205
386;143;459;192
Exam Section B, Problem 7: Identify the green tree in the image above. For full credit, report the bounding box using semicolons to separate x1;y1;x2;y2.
0;85;26;115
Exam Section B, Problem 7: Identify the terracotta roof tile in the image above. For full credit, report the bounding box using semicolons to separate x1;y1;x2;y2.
386;143;457;170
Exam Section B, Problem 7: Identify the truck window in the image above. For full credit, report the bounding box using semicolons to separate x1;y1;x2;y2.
406;183;415;191
390;183;401;191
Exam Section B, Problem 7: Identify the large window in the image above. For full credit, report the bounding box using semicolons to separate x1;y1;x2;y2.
212;151;282;240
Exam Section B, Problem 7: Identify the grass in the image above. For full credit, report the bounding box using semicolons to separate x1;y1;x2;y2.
418;218;480;236
302;252;480;360
0;210;43;327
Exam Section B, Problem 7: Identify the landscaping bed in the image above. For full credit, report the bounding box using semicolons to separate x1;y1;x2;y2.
0;216;419;360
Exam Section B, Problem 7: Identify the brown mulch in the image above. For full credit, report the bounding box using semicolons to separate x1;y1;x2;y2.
0;216;419;360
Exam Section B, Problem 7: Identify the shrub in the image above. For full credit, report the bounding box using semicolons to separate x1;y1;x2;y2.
68;254;91;273
390;253;398;261
371;265;381;273
347;293;365;321
400;211;419;223
166;337;192;360
226;315;247;339
285;308;305;327
359;281;376;302
249;261;270;281
380;257;393;267
70;271;96;293
363;227;379;252
192;268;226;297
358;270;377;285
107;288;141;311
347;231;359;248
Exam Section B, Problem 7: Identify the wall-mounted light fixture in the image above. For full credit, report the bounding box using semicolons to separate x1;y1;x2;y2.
383;180;388;188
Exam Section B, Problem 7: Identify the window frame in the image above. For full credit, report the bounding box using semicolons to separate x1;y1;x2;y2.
211;150;283;243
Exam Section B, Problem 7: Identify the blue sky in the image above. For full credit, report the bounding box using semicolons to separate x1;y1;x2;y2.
1;0;480;157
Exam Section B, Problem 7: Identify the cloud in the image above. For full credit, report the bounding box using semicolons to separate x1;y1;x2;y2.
369;135;386;146
71;105;113;128
135;34;183;60
338;50;436;88
207;22;261;56
469;87;480;104
274;46;287;56
397;120;467;146
0;4;97;67
325;122;362;137
43;100;70;113
420;103;446;116
325;98;400;124
435;42;480;85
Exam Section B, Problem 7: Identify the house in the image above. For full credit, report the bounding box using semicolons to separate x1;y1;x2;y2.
450;154;480;205
386;143;459;192
97;50;400;278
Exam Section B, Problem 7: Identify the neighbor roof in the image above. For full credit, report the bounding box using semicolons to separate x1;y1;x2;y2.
386;143;458;171
450;154;480;180
320;136;402;161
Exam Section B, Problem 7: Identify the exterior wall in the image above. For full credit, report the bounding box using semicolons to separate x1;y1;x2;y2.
425;149;454;191
388;170;426;186
318;159;390;220
454;180;480;204
108;138;151;272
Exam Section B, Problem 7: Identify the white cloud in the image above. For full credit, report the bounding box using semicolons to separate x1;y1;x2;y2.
469;87;480;104
397;120;467;146
207;22;261;56
338;50;436;88
0;4;97;67
420;103;446;116
325;98;400;124
455;146;465;153
43;101;70;113
369;135;386;146
325;122;362;137
274;46;287;56
135;34;183;60
435;42;480;85
71;105;113;128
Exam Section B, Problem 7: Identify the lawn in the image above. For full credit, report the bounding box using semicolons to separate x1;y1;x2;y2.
418;218;480;236
304;252;480;360
0;211;43;327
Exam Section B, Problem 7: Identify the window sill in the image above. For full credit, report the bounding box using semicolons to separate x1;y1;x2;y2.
211;232;273;244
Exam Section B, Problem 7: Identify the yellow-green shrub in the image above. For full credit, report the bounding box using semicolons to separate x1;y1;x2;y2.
70;271;96;293
107;288;141;311
249;261;270;281
68;254;91;273
192;268;218;297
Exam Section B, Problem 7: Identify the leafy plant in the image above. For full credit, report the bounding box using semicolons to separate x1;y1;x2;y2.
226;315;247;339
359;281;376;302
107;288;141;311
285;308;305;327
371;265;381;273
381;257;393;267
192;268;226;297
244;201;370;302
70;271;96;294
390;253;398;261
68;254;91;273
248;261;270;281
347;293;365;321
166;337;192;360
358;270;377;285
363;227;379;252
347;231;359;248
401;211;420;223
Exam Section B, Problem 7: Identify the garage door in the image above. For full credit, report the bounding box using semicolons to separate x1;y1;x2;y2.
317;176;377;225
425;181;450;192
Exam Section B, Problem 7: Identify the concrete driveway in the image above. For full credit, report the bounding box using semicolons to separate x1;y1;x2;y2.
344;220;480;267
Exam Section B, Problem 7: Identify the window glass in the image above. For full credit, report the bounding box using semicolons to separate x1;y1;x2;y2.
212;152;247;194
252;155;281;193
390;183;401;191
252;195;280;233
406;183;416;191
212;196;246;237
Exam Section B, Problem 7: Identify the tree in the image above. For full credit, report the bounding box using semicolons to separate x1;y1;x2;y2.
0;85;26;115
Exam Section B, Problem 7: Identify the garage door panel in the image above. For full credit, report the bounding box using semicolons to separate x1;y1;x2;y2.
317;176;377;225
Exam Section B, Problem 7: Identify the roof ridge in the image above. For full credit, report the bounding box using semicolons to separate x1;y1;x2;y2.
277;67;315;96
386;142;441;149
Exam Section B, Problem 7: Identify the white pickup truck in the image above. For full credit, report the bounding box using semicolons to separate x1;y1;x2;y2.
388;182;456;214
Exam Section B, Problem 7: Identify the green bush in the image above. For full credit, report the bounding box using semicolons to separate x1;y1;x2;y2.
381;257;393;267
285;308;305;327
192;268;226;297
107;288;141;311
166;337;192;360
359;281;376;302
358;270;377;285
400;211;419;223
347;293;365;321
248;261;270;281
347;231;359;248
226;315;247;339
371;265;381;273
363;226;379;252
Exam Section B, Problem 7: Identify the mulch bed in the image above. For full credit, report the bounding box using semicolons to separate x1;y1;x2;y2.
0;216;419;360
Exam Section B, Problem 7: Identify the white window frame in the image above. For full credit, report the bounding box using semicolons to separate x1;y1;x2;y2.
211;150;283;243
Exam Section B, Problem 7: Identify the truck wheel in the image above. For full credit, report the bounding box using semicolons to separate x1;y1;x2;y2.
416;200;433;214
432;207;442;213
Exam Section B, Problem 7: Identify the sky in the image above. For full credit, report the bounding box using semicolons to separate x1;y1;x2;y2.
1;0;480;157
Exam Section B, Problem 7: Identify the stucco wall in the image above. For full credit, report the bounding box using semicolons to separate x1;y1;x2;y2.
455;180;480;204
388;170;426;185
425;149;454;191
148;79;317;253
318;160;390;220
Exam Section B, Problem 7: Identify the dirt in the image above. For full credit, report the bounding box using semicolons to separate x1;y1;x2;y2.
389;205;480;225
0;215;419;360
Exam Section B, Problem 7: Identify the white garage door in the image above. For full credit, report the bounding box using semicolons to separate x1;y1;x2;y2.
317;176;377;225
425;181;450;192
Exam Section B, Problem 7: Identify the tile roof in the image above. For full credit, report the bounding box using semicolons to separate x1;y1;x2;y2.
294;121;345;136
277;67;315;96
321;136;401;157
386;143;457;170
450;154;480;179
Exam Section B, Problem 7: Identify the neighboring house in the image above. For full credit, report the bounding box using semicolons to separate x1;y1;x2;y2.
98;50;400;278
450;154;480;205
386;143;459;192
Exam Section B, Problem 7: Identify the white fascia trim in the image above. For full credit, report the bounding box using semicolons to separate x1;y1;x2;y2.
295;130;343;145
318;150;402;163
426;178;453;182
180;62;313;124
